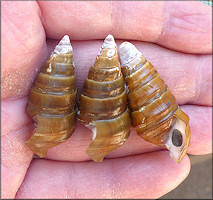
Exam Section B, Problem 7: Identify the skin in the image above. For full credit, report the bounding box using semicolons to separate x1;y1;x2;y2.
1;1;212;199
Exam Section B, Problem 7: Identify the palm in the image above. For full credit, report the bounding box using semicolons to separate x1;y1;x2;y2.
2;1;212;199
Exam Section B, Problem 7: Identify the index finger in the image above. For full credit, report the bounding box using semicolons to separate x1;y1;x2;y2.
38;1;212;54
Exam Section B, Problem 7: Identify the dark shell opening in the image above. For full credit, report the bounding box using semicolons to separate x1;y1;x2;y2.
172;129;183;147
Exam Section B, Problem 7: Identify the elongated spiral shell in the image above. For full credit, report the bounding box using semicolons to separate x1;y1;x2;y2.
26;35;77;157
119;42;191;163
77;35;131;162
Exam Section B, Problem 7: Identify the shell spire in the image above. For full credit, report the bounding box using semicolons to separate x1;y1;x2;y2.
119;42;191;163
100;34;116;57
119;42;142;65
53;35;73;55
26;35;77;158
78;35;131;162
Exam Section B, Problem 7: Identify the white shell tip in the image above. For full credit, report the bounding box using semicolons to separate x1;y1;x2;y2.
105;34;115;42
102;34;116;49
53;35;73;54
98;34;116;58
119;42;133;53
61;35;70;43
119;42;141;65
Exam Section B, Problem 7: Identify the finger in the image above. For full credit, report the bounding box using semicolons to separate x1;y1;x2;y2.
1;97;32;137
15;151;191;199
1;96;34;198
1;1;47;100
1;125;34;199
2;1;212;100
181;105;212;155
38;1;212;53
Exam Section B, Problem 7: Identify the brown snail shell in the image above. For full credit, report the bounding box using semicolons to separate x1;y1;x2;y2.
77;35;131;162
119;42;191;163
26;35;77;158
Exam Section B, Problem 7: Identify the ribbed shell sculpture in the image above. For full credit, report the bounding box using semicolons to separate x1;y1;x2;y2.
78;35;131;162
119;42;191;163
26;35;77;158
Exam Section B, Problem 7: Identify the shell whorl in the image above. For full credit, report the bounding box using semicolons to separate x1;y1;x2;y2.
119;42;191;163
87;34;121;82
26;35;77;158
77;35;131;162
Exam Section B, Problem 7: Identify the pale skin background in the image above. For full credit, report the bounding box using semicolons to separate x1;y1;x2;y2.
1;1;212;199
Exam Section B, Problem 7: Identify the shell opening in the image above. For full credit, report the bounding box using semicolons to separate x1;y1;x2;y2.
91;127;97;140
165;118;188;163
172;129;183;147
85;122;97;141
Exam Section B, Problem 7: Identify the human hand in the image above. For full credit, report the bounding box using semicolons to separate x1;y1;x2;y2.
2;1;212;199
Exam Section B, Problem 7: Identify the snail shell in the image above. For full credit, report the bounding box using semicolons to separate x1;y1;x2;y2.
77;35;131;162
26;35;77;158
119;42;191;163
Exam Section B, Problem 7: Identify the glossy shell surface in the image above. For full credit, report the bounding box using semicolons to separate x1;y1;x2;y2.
78;35;131;162
119;42;191;163
26;35;77;157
